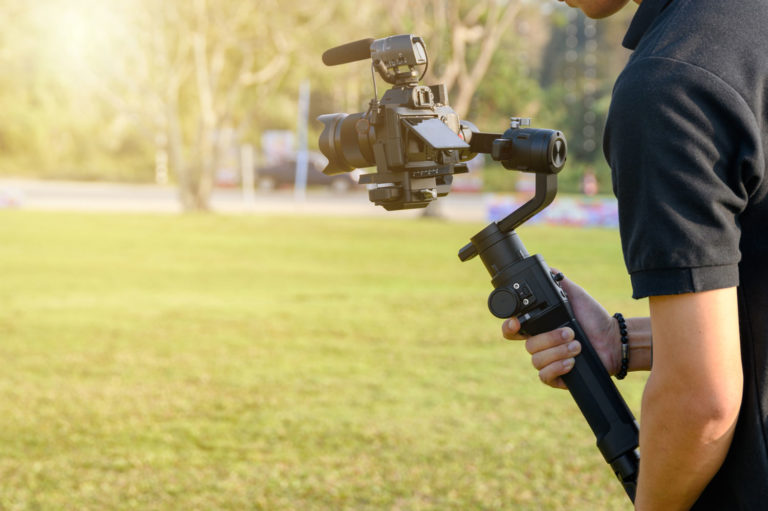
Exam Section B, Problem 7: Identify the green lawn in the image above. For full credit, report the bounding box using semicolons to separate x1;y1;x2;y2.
0;211;647;510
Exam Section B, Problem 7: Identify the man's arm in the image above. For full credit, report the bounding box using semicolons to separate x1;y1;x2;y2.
635;287;742;510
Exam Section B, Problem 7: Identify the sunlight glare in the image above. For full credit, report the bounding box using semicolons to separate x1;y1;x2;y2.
38;0;133;80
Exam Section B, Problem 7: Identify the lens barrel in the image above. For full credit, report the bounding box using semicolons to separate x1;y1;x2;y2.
317;113;376;175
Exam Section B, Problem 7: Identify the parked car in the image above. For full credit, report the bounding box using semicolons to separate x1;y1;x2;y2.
255;152;360;193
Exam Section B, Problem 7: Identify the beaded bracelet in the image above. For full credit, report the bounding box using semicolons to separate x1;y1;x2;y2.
614;312;629;380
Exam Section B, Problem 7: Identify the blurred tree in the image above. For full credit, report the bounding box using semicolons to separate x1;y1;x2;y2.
0;2;154;180
383;0;540;119
0;0;336;209
125;0;304;210
161;0;348;210
537;6;635;192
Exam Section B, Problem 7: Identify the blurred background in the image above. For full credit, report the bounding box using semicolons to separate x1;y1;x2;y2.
0;0;634;210
0;1;647;509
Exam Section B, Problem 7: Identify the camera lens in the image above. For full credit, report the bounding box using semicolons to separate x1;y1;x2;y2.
317;113;375;175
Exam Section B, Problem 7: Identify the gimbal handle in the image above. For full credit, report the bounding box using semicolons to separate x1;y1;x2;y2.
459;170;640;502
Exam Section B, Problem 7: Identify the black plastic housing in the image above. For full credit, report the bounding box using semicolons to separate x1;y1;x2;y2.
466;223;640;501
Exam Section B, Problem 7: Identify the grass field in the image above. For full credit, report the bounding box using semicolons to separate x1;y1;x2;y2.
0;211;647;510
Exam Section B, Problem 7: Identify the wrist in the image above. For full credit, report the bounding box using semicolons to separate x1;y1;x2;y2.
627;316;653;372
611;315;653;377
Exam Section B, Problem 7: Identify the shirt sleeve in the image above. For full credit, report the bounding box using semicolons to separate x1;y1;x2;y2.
603;56;761;299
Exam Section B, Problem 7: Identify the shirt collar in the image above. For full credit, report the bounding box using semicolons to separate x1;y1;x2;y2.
622;0;675;50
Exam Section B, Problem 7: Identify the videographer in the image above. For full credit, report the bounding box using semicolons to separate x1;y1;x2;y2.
504;0;768;509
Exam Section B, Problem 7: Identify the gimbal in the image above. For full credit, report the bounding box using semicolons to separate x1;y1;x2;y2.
459;137;640;501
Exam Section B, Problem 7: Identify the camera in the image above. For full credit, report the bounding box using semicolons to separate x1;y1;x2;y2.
318;34;567;210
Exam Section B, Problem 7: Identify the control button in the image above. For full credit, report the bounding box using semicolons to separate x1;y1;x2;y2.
518;284;533;299
488;288;520;318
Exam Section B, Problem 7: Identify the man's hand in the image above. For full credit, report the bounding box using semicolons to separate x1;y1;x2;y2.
501;272;622;388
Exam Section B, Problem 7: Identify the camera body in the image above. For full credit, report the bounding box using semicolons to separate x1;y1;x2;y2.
319;83;476;210
319;35;476;210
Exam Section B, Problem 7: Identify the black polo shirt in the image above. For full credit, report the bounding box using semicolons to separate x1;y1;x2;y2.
604;0;768;508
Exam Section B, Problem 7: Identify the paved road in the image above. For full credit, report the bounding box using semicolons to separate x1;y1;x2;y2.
0;178;489;223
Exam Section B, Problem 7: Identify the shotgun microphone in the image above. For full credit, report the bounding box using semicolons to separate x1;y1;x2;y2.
322;38;375;66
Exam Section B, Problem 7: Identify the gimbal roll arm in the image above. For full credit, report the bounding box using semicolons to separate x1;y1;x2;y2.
459;173;557;262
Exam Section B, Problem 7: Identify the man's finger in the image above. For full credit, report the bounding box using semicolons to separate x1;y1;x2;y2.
531;339;582;370
502;317;525;340
524;327;575;355
538;357;576;387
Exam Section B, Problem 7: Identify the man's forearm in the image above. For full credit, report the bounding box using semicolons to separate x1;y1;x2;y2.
635;372;739;510
635;289;742;510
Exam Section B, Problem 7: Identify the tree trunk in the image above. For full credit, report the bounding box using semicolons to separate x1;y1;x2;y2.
190;0;217;211
166;98;197;211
